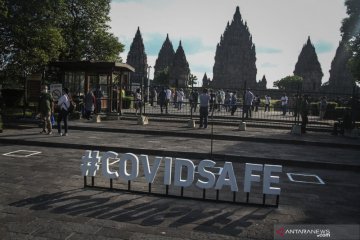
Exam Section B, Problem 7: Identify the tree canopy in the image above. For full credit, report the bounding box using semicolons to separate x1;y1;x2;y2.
153;67;170;86
273;75;303;91
0;0;124;86
188;74;198;87
341;0;360;83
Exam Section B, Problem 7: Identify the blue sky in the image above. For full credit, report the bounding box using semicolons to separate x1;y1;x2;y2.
110;0;347;88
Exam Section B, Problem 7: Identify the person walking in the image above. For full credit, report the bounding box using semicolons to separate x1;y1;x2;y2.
158;87;166;114
264;95;271;112
199;88;210;129
57;88;71;136
39;85;53;134
281;93;288;115
191;89;199;112
243;88;254;118
134;88;142;115
254;95;260;112
177;88;185;110
165;87;172;114
230;91;238;116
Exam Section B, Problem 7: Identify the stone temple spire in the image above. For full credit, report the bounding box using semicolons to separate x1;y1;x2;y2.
126;27;148;84
327;40;354;93
212;6;257;89
154;33;175;78
294;36;323;92
202;73;211;87
169;41;190;88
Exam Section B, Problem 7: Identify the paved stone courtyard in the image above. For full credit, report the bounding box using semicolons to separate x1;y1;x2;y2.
0;119;359;239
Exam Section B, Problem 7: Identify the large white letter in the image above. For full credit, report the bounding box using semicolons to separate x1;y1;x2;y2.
244;163;263;193
80;150;101;176
174;158;195;188
263;164;282;195
215;162;239;192
101;151;119;179
140;155;162;183
196;160;216;189
119;153;139;181
163;157;172;185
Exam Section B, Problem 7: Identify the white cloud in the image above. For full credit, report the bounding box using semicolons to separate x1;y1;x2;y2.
110;0;347;88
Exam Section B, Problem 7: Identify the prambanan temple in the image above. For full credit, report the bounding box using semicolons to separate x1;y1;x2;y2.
126;27;148;85
126;6;353;93
326;40;355;93
293;37;323;92
154;35;190;88
212;6;257;89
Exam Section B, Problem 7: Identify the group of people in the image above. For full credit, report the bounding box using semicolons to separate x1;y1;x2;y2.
38;84;105;136
38;85;73;136
39;83;358;137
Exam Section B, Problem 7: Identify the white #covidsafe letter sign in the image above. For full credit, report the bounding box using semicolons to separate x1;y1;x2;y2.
81;151;282;195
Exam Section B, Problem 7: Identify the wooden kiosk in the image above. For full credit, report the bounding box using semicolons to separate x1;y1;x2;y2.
47;61;135;114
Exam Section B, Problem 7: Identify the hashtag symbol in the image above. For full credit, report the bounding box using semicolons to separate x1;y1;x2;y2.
80;150;101;176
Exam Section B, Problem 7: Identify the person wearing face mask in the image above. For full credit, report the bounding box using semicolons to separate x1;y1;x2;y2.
39;85;54;134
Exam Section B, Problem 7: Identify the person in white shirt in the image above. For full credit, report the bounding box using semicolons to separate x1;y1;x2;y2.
57;88;70;136
165;87;172;113
281;93;288;115
264;95;271;112
177;89;185;110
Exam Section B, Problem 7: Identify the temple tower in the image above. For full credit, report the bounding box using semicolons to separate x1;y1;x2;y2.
293;37;323;92
256;75;267;90
212;6;257;89
126;27;148;85
169;41;190;88
202;73;211;87
328;41;354;93
154;34;175;78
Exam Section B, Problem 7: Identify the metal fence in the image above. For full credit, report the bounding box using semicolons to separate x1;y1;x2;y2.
113;86;359;131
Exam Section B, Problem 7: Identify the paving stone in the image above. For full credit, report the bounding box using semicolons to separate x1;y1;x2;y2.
0;120;359;239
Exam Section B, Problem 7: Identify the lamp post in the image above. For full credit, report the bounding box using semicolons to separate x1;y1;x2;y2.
190;74;193;120
147;65;152;103
141;73;144;116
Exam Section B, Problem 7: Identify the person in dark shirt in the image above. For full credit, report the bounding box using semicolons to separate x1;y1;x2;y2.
39;85;53;134
158;87;167;114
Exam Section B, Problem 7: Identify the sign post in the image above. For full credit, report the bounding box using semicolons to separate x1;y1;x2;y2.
50;84;62;101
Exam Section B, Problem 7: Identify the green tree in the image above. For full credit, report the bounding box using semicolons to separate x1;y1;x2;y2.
341;0;360;83
59;0;123;61
0;0;65;80
153;67;170;86
273;75;303;91
0;0;124;88
188;74;198;87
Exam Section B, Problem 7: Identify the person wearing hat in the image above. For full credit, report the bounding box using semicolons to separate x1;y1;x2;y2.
57;88;70;136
